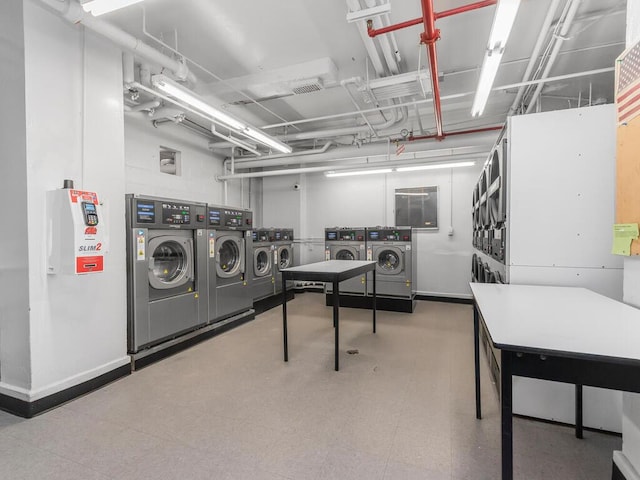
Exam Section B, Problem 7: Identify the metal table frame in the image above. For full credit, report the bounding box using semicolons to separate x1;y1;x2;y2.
281;260;377;371
472;284;640;480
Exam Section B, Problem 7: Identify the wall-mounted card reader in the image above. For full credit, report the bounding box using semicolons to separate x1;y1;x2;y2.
47;186;106;275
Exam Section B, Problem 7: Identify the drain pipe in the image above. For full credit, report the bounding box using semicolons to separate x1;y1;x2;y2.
38;0;196;83
525;0;582;114
507;0;561;116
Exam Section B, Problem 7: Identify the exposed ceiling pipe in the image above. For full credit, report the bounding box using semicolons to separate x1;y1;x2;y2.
230;144;490;171
420;0;444;138
37;0;196;84
404;125;503;142
363;0;400;74
525;0;582;114
346;0;387;76
124;100;161;112
123;52;135;85
208;101;407;149
226;142;336;169
507;0;562;116
217;152;487;180
220;131;497;170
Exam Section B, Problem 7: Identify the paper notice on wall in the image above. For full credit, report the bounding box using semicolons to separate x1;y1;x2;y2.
612;223;639;255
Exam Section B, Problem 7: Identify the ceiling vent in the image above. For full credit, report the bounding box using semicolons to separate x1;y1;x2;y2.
359;69;432;103
291;78;324;95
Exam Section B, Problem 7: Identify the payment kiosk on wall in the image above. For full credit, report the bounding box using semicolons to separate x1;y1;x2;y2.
47;181;106;275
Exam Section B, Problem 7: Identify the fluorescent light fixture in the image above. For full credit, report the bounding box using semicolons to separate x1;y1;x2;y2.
396;161;476;172
471;0;521;116
82;0;144;16
325;168;393;178
152;74;292;154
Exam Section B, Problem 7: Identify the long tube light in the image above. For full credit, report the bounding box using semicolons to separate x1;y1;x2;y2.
152;74;292;154
325;161;476;178
396;161;476;172
471;0;521;116
82;0;144;16
325;168;393;178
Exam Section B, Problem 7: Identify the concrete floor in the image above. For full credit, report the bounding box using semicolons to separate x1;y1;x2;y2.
0;293;620;479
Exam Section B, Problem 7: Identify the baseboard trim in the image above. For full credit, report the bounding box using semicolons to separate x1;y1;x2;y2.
613;451;640;480
254;290;295;315
415;294;473;305
325;294;416;313
514;413;622;437
0;364;131;418
131;309;256;370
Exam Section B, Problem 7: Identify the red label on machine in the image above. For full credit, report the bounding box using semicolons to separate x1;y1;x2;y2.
76;255;104;274
69;190;99;204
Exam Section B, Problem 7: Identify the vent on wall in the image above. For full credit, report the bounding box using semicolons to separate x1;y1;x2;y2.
160;147;181;176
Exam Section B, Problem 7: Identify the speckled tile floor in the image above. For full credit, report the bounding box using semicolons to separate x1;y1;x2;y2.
0;293;621;479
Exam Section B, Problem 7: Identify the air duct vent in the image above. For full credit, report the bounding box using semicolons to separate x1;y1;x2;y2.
291;78;324;95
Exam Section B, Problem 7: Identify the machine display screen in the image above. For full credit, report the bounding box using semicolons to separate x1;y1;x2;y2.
162;203;190;225
326;231;337;241
223;209;243;227
368;231;379;241
136;201;155;223
209;209;221;226
252;231;258;241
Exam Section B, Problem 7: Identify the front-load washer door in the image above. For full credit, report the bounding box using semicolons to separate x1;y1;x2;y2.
254;247;272;277
375;246;404;275
332;246;358;261
216;235;243;278
148;236;194;290
278;245;293;270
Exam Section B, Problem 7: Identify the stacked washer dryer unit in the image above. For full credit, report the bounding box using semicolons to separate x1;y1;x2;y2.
366;227;416;310
471;130;507;285
251;228;275;301
126;195;208;355
273;228;294;294
207;205;254;322
324;227;367;296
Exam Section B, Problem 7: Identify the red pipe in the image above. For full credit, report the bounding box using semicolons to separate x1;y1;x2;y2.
434;0;497;20
406;125;503;142
367;17;423;38
367;0;497;38
421;0;444;139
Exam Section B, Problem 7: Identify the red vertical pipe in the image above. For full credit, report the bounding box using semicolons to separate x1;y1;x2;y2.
420;0;444;139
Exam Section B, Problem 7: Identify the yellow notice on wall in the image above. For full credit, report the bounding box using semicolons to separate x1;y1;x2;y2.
612;223;639;256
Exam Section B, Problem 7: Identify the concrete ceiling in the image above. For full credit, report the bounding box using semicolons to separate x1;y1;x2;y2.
106;0;627;148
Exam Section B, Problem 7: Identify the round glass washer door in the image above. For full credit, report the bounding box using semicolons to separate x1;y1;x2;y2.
336;249;356;261
254;248;271;277
217;237;242;278
376;248;403;275
278;247;292;269
148;237;193;290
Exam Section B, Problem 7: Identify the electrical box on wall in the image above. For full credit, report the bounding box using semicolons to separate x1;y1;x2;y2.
47;185;106;275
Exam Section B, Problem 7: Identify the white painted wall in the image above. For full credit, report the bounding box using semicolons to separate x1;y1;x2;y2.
619;4;640;478
2;1;132;401
263;160;485;298
0;0;31;392
124;115;242;206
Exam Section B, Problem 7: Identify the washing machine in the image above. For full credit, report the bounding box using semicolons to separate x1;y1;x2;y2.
366;227;416;299
207;205;253;322
488;136;508;263
324;227;367;296
126;195;208;353
274;228;294;294
252;228;275;301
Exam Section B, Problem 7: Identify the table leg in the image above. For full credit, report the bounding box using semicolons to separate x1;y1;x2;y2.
372;270;376;334
283;275;288;362
501;350;514;480
575;384;584;439
333;280;340;371
474;303;482;419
